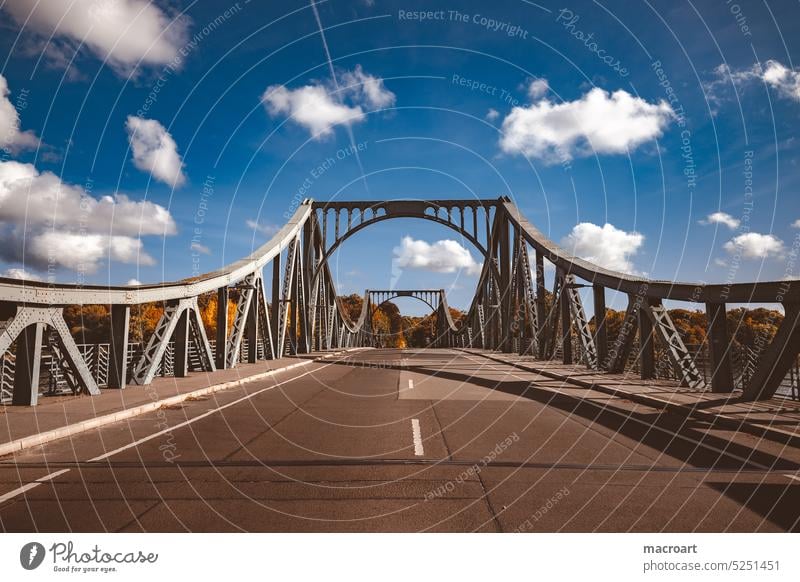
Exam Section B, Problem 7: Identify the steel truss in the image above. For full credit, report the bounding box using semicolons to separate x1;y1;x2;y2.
0;306;100;404
0;197;797;404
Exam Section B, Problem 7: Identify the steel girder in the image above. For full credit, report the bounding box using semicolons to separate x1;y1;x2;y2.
742;302;800;400
276;235;304;356
644;302;705;389
603;295;704;387
0;203;313;307
607;295;642;374
562;275;599;370
0;306;100;404
500;198;800;304
224;269;275;368
536;272;562;360
226;272;257;368
130;298;216;386
510;234;539;356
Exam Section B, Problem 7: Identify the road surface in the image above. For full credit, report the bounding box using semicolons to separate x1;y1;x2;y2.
1;349;798;532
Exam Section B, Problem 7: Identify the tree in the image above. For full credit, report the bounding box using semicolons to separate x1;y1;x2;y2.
64;304;109;344
197;291;238;337
339;293;364;322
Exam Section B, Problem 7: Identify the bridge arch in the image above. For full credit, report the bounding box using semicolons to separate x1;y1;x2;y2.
309;200;502;302
367;289;448;316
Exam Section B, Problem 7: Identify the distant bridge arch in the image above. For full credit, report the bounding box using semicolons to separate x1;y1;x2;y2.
362;289;457;348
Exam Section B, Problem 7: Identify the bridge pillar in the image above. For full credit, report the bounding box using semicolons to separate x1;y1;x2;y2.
436;302;445;348
593;285;608;370
607;295;640;373
499;215;512;352
299;220;313;354
705;302;734;393
287;247;301;355
215;287;229;369
535;251;547;359
742;301;800;400
108;305;130;389
173;307;190;378
12;323;44;406
246;285;259;363
559;271;573;364
638;301;656;380
271;254;282;356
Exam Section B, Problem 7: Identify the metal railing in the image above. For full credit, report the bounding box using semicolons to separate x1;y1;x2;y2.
0;338;260;404
572;332;799;400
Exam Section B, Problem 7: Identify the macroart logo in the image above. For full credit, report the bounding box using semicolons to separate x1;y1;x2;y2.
19;542;46;570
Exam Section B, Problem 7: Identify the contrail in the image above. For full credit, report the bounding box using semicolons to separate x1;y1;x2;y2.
309;0;371;194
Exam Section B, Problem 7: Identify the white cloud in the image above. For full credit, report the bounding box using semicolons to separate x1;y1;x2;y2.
190;241;210;255
723;232;785;259
761;61;800;98
340;65;396;108
246;219;280;237
127;278;142;286
1;267;42;281
561;222;644;274
485;108;500;121
700;211;740;229
792;219;800;228
27;231;155;270
705;60;800;108
3;0;190;75
125;116;186;188
527;78;549;99
713;258;728;267
392;236;482;275
0;74;39;153
499;87;673;163
261;66;393;139
0;159;175;272
262;84;363;139
0;160;176;235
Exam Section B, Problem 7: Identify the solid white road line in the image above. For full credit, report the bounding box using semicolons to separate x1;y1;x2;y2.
411;418;424;456
0;360;341;505
0;469;70;505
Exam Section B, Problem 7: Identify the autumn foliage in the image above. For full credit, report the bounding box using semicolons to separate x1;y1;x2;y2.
61;291;239;345
53;292;784;352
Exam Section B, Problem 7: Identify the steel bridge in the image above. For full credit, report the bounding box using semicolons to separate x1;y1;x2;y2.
1;197;797;405
361;289;456;348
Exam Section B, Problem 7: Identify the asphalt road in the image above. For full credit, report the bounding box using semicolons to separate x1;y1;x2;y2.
1;349;799;532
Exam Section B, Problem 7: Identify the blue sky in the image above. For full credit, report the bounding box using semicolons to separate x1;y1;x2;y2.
1;0;799;314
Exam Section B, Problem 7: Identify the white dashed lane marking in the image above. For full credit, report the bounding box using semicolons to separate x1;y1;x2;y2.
411;418;424;456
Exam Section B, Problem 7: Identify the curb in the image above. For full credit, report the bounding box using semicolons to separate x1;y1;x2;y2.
0;349;362;459
464;350;800;449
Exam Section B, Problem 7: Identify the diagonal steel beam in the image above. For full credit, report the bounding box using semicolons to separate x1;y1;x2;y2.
226;272;257;368
644;301;705;389
131;299;194;386
742;301;800;400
